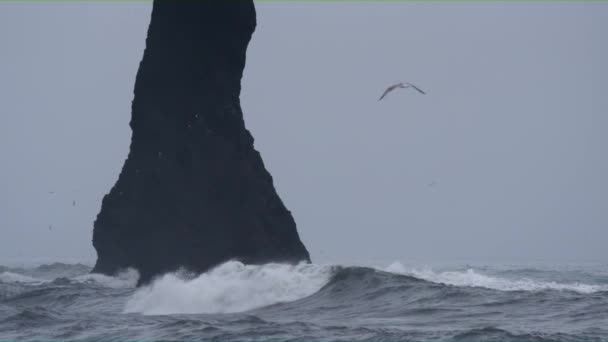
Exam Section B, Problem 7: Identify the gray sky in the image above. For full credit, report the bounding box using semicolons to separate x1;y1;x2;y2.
1;2;606;266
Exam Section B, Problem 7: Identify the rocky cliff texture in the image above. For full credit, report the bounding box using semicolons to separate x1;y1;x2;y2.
91;1;310;285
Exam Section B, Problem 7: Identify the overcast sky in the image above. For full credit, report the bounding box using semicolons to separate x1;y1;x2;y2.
1;2;606;266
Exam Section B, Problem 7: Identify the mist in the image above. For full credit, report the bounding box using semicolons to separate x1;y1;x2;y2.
1;2;606;265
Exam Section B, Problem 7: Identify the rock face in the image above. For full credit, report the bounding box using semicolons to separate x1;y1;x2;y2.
91;1;310;285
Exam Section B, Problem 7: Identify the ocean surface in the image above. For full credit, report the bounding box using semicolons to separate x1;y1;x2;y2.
0;260;607;341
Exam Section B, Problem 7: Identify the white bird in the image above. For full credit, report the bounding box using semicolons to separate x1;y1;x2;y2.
378;82;426;101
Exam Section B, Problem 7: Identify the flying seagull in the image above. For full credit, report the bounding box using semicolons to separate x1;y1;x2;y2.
378;82;426;101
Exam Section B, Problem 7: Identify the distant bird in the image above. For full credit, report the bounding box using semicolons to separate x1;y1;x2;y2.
72;200;76;207
48;225;52;231
48;191;55;195
378;82;426;101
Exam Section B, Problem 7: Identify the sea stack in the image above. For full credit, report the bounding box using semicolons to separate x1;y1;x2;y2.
91;1;310;285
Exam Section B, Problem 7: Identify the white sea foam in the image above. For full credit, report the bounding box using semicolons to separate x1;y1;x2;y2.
0;271;45;284
384;262;607;294
72;268;139;289
124;261;333;315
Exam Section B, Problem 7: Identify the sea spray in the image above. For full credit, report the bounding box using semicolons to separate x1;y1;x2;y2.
124;261;334;315
384;261;607;293
1;261;607;340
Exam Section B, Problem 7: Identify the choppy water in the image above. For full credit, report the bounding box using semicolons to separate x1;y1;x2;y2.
1;260;607;341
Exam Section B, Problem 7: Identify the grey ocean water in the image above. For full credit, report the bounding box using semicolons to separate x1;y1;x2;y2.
1;260;607;341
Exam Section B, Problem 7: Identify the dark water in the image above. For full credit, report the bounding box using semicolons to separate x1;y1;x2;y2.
1;261;607;341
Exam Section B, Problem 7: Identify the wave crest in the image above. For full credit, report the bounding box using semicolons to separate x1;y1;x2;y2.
384;262;607;293
73;269;139;289
124;261;333;315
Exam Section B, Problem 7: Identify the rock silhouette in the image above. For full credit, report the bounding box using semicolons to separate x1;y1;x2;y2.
91;1;310;285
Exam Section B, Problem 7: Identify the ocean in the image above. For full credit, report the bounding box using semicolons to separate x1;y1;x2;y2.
0;260;607;341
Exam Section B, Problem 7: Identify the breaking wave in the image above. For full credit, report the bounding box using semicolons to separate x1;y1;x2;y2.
124;261;334;315
123;260;608;317
1;261;607;341
384;262;608;293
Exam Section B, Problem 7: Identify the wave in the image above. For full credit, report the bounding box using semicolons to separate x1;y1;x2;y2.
0;262;91;282
72;269;139;289
124;261;333;315
122;260;608;316
0;272;45;284
2;260;607;341
449;326;587;341
384;262;608;294
0;267;137;289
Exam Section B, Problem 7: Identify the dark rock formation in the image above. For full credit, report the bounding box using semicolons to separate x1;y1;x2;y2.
91;1;310;285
